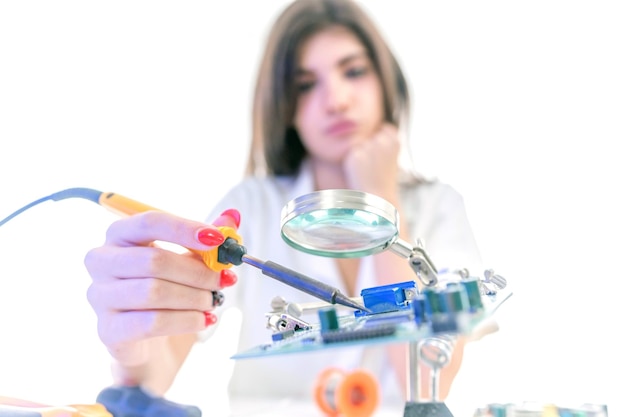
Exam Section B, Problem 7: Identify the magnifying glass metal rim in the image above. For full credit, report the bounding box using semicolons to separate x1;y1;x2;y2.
280;189;400;257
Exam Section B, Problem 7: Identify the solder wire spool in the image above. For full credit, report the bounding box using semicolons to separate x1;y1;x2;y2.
314;368;379;417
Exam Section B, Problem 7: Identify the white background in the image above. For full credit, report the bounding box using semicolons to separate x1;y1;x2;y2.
1;0;624;415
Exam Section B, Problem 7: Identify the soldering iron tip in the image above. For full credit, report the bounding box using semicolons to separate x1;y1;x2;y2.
335;293;372;313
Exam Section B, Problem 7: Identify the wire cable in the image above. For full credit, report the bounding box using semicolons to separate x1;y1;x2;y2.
0;187;102;227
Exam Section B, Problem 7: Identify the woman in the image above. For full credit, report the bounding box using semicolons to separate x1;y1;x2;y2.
84;0;483;408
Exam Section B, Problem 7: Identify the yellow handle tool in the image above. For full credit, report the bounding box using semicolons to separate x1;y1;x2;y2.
97;191;243;272
1;187;368;312
92;192;367;311
0;187;243;272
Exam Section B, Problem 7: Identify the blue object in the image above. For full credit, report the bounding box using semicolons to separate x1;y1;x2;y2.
409;294;427;324
355;280;416;317
96;386;202;417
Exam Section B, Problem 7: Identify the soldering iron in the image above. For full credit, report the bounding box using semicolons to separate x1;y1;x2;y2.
0;187;368;312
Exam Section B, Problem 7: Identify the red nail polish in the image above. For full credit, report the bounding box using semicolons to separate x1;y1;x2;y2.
197;228;225;246
204;311;217;327
220;209;241;228
220;269;238;288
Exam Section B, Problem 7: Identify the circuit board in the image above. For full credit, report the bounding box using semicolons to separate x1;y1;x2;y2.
232;277;512;360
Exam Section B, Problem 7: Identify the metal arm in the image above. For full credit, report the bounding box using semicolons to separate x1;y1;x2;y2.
388;238;439;287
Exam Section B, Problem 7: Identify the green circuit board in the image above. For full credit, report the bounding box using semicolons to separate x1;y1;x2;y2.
232;286;512;360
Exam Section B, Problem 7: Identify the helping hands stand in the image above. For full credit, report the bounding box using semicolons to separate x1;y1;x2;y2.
404;337;455;417
394;239;467;417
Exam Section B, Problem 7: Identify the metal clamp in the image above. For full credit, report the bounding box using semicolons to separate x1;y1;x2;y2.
388;238;439;287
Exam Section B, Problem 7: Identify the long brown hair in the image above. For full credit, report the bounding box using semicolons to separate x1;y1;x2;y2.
246;0;414;179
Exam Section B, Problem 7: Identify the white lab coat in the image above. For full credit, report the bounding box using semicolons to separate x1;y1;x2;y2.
192;160;483;406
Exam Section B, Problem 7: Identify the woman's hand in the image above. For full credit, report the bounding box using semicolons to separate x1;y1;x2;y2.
342;122;401;202
84;209;240;370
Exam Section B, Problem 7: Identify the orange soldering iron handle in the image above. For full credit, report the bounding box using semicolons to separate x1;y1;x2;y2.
97;191;242;272
98;191;160;216
314;368;379;417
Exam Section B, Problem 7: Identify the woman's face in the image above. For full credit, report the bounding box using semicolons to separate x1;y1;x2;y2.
292;25;385;165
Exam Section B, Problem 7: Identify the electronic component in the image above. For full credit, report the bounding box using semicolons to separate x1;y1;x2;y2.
354;280;417;317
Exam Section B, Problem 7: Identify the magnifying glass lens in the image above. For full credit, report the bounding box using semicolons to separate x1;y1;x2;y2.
280;190;399;258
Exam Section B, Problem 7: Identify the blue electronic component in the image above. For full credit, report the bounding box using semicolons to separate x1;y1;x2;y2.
409;294;427;324
355;280;417;317
272;329;295;341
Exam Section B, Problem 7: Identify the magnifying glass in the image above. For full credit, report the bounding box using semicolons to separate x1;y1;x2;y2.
280;189;438;287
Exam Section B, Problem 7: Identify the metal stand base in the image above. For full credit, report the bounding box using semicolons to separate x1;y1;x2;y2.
403;401;454;417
